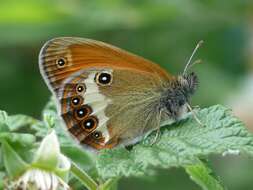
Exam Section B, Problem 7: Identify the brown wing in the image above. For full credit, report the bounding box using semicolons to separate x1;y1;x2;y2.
39;37;171;96
99;69;164;147
54;69;116;149
39;37;171;150
53;68;164;150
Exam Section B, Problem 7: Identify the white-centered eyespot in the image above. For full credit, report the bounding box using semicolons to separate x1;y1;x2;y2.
76;83;86;93
70;96;83;107
56;57;67;68
95;72;113;86
92;131;102;140
81;116;98;131
74;105;91;120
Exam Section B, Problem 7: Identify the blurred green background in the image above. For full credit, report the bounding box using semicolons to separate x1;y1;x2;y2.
1;0;253;189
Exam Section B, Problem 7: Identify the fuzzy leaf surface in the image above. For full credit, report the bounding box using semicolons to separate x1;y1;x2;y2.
96;105;253;179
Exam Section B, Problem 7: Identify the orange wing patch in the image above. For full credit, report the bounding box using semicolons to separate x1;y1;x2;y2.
39;37;172;94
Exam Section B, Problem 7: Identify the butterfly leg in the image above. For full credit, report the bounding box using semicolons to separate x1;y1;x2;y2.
150;126;161;146
150;108;163;145
141;128;161;146
193;105;201;110
186;103;205;127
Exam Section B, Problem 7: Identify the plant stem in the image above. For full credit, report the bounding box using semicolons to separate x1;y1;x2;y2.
185;160;225;190
98;178;119;190
70;162;98;190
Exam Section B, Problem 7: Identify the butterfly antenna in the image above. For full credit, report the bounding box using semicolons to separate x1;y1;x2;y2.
186;103;205;127
183;40;204;76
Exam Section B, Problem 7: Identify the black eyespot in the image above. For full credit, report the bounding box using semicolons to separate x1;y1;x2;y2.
92;131;102;139
96;72;112;85
76;84;85;93
70;96;83;107
56;58;66;67
82;117;97;131
74;105;91;120
76;108;87;118
72;97;80;105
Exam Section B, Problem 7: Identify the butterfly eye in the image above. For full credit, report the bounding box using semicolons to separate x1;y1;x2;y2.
178;99;185;106
95;72;112;85
74;105;91;120
76;84;85;93
56;58;67;68
81;116;98;131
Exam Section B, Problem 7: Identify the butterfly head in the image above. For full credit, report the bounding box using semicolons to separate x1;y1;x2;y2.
162;40;202;120
180;72;198;96
162;72;198;119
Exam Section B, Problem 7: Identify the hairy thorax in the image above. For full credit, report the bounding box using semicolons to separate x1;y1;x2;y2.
160;72;198;122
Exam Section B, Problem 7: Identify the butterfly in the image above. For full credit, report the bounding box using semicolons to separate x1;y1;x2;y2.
39;37;201;150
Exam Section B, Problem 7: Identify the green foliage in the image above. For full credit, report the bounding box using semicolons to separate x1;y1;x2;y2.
1;0;250;119
96;105;253;180
0;1;252;189
1;140;28;179
0;100;253;189
185;161;224;190
0;172;4;189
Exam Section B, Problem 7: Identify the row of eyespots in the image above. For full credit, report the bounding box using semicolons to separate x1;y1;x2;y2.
68;83;99;135
87;73;111;140
72;73;112;140
64;71;111;133
75;110;101;139
66;101;100;139
55;62;112;140
71;101;98;132
57;82;96;135
68;123;102;140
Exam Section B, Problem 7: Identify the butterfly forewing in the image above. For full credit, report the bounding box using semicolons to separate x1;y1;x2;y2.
39;37;171;94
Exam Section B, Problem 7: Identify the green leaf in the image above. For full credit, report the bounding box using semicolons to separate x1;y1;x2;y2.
185;160;225;190
40;98;98;174
98;178;119;190
33;130;60;169
0;131;36;164
62;145;96;176
0;132;36;147
0;110;38;133
71;162;98;190
0;110;36;147
96;105;253;180
6;114;38;131
0;110;8;122
1;140;28;178
0;147;4;171
43;96;58;114
0;172;4;189
0;111;9;132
